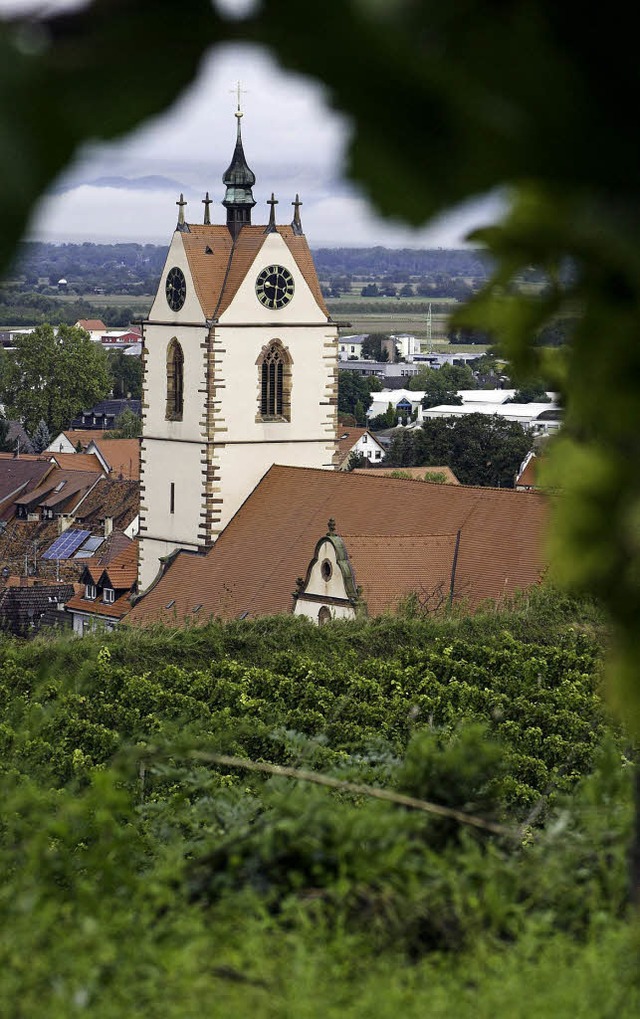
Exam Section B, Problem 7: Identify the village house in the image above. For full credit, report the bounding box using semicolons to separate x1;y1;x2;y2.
65;536;138;634
337;427;386;469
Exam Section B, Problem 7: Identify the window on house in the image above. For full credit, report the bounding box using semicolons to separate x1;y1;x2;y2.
166;338;184;420
85;584;96;600
103;588;115;604
256;340;292;421
170;482;175;514
362;434;367;443
318;606;331;625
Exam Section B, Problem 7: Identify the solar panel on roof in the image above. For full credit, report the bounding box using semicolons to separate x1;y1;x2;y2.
72;533;102;558
42;529;91;560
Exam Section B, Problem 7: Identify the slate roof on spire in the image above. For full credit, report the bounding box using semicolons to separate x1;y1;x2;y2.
222;115;256;208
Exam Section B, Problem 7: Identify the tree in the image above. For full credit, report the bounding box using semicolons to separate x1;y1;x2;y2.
408;362;476;404
110;409;142;439
360;333;391;361
386;413;530;488
338;370;373;424
30;419;51;454
109;351;142;399
0;413;11;453
506;383;551;403
346;450;369;471
407;367;464;407
0;323;111;435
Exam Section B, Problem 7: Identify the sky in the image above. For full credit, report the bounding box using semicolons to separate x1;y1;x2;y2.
2;0;500;249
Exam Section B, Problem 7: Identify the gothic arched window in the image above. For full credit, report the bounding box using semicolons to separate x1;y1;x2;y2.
166;338;184;421
256;340;292;421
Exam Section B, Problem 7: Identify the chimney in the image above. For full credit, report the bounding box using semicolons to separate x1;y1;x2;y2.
104;517;113;537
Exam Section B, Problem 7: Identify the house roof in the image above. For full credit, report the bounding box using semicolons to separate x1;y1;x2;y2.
516;453;538;489
62;429;108;449
76;319;107;331
338;533;460;616
49;452;105;473
66;539;138;620
65;590;133;620
0;457;54;510
337;428;384;459
354;466;460;484
16;469;101;513
89;438;140;480
75;399;141;419
0;583;75;635
72;477;139;532
127;464;549;628
82;535;137;584
180;224;329;320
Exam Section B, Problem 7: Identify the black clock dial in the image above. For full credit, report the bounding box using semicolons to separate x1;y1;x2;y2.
165;266;187;311
255;265;295;310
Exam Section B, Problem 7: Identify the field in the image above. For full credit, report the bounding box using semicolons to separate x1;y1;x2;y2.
326;296;465;346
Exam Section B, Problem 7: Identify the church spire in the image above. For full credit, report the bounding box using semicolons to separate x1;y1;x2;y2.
222;87;256;240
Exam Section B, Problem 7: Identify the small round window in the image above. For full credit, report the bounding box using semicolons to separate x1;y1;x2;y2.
321;559;333;581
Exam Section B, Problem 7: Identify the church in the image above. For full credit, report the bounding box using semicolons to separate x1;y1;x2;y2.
138;102;338;591
130;108;549;626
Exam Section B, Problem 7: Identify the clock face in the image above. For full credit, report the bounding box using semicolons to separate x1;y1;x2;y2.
165;266;186;311
255;265;295;310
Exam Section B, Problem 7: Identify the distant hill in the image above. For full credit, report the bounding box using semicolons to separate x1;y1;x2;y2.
312;247;492;277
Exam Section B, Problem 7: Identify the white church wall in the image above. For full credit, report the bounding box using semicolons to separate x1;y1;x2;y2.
147;232;207;325
219;232;329;327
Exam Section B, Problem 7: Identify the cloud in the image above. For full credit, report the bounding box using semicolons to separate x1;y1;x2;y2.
25;42;502;249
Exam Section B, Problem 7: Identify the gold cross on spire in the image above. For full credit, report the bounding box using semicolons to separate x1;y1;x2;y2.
230;80;248;118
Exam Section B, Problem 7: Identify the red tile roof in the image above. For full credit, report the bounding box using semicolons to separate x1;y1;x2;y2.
65;590;132;620
0;457;54;511
127;465;549;627
89;438;140;480
62;430;109;450
49;452;105;473
76;319;106;331
516;455;538;489
340;533;459;616
17;469;101;512
180;224;330;320
355;466;460;484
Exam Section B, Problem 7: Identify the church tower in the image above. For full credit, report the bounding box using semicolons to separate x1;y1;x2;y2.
138;103;339;590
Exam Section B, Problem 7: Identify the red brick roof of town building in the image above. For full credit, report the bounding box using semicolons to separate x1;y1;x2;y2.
61;430;109;449
354;465;461;484
76;319;106;331
0;456;54;513
127;464;549;628
65;538;138;620
72;477;139;533
49;452;105;473
90;438;140;480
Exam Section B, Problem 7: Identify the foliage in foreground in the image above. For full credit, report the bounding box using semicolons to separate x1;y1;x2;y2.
0;595;637;1014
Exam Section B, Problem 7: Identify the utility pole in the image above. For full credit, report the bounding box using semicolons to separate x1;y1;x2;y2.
427;302;432;348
